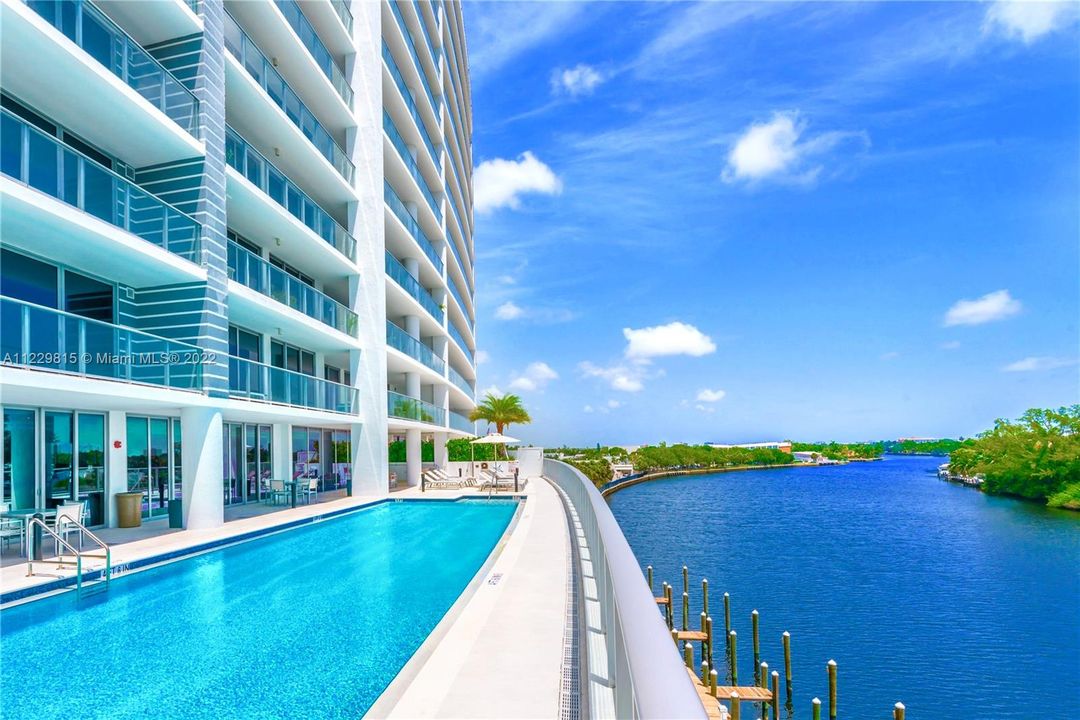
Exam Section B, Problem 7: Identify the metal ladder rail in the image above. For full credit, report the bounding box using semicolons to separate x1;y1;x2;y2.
25;517;112;594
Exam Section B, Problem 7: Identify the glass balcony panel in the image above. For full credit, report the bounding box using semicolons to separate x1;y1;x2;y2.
27;0;199;137
2;109;202;264
229;354;356;413
332;0;353;33
448;366;474;398
224;127;356;262
384;110;441;221
449;411;473;433
386;321;444;374
385;251;443;323
224;12;354;183
384;180;441;273
387;390;444;425
388;0;439;113
449;321;473;363
383;43;440;166
273;0;352;107
2;297;204;391
227;241;358;335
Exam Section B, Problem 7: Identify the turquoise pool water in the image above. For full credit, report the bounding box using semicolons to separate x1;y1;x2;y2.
1;499;517;719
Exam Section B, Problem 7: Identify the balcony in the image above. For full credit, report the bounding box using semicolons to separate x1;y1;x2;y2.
383;42;439;167
225;126;356;265
386;320;444;375
385;180;442;274
1;296;203;392
272;0;351;107
448;275;473;331
1;109;204;285
410;0;440;66
388;390;444;426
384;110;441;221
449;410;474;434
448;365;474;399
228;241;357;337
224;11;353;186
229;354;356;414
386;0;439;116
1;0;203;166
446;181;473;266
332;0;352;34
449;321;473;364
385;250;444;324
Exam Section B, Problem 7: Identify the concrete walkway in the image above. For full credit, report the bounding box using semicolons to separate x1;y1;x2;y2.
381;478;570;719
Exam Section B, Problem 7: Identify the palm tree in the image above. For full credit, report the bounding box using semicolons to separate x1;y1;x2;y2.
469;393;531;459
469;392;531;434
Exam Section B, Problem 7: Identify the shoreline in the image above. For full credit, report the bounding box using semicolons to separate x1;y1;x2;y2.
601;461;817;498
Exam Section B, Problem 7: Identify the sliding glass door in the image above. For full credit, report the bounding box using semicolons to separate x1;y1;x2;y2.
127;415;179;519
223;423;272;505
2;408;36;511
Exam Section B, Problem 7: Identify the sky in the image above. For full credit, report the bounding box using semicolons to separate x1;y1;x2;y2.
460;0;1080;447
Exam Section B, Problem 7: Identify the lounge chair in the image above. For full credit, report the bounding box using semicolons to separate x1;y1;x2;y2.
424;468;461;489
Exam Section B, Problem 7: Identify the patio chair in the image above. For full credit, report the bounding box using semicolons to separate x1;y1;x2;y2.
51;502;85;552
267;479;288;506
0;505;23;555
299;477;318;504
424;468;461;489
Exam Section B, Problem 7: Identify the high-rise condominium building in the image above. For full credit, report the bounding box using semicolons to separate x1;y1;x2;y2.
0;0;476;528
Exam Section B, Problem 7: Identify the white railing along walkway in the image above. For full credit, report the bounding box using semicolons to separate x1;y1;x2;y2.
543;459;705;720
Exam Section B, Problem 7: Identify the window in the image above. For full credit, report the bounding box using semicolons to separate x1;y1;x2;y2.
1;249;58;307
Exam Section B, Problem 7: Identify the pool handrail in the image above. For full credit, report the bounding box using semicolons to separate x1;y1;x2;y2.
542;459;706;719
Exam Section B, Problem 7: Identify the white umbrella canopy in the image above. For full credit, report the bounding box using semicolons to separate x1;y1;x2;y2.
469;433;520;468
470;433;520;445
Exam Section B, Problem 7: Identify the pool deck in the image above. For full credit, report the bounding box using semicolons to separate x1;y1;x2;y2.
1;480;573;719
379;478;569;719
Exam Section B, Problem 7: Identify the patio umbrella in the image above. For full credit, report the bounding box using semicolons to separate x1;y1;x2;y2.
469;433;520;476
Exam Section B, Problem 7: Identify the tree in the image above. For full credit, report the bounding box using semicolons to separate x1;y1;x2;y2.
469;393;531;435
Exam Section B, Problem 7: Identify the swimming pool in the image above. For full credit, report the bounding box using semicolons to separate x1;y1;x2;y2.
1;498;519;719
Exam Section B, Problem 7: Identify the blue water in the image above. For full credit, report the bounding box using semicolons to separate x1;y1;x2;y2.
0;499;517;719
608;456;1080;719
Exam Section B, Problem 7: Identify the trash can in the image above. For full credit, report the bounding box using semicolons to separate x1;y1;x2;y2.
115;492;143;528
168;498;183;529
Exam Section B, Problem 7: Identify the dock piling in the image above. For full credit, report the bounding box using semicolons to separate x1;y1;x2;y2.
706;616;714;667
812;697;821;720
770;671;779;720
724;592;732;678
759;661;769;719
702;578;709;616
730;692;741;720
893;702;905;720
782;631;792;712
682;565;689;597
682;591;689;631
729;631;738;685
665;584;674;629
701;660;709;685
827;660;837;719
684;642;693;669
647;565;653;592
710;669;718;698
752;610;760;683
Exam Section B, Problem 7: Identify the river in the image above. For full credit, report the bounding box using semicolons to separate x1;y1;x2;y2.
607;455;1080;718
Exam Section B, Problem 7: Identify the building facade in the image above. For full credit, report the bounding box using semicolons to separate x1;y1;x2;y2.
0;0;476;528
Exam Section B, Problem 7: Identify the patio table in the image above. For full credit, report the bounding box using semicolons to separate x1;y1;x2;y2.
1;508;58;558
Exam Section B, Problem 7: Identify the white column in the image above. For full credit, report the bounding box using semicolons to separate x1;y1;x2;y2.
105;410;127;528
404;314;420;338
405;428;422;487
404;257;420;280
434;431;448;468
180;406;224;530
272;423;292;482
434;384;449;427
405;371;420;399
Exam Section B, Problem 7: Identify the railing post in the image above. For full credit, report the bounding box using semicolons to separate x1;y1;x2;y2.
78;319;87;374
21;303;30;359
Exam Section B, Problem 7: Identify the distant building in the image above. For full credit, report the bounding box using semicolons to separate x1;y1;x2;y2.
897;437;940;443
709;441;793;454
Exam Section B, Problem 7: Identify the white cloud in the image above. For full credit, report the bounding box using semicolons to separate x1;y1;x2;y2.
497;275;516;285
508;361;558;392
624;322;716;360
696;389;727;403
940;341;962;351
480;385;503;398
583;405;595;414
466;3;583;83
943;289;1022;326
607;399;623;409
474;152;562;214
1002;356;1078;372
579;361;646;393
722;112;868;186
984;1;1077;43
475;350;490;365
552;64;606;96
695;404;716;414
495;301;524;320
